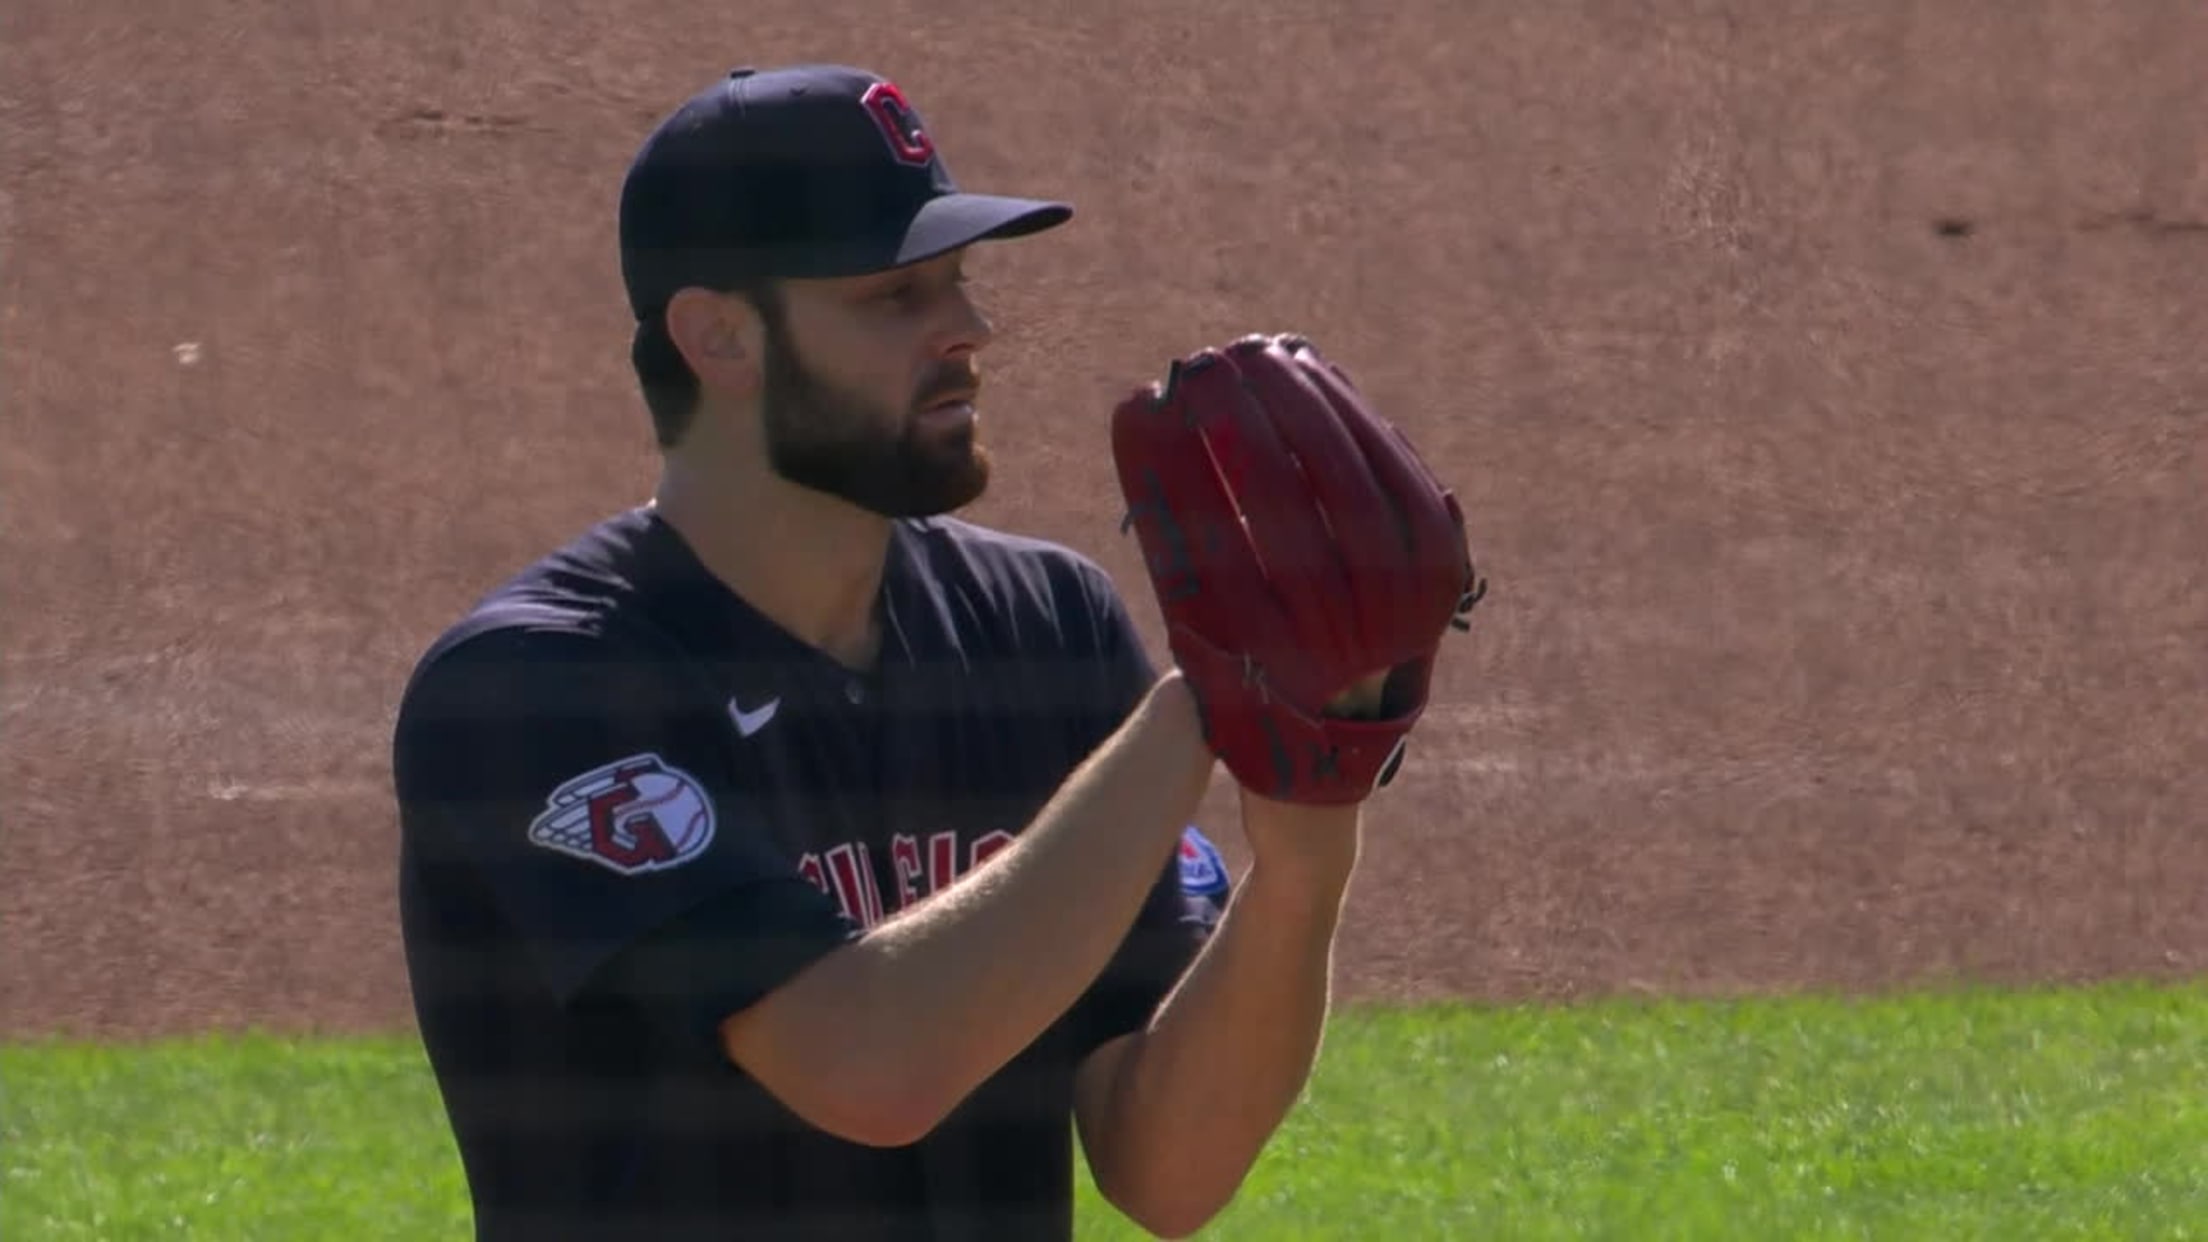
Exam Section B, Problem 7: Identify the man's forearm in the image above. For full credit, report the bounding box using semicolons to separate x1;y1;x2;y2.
1080;845;1354;1233
721;671;1216;1145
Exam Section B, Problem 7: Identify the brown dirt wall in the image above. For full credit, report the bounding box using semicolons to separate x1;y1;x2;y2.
3;0;2204;1040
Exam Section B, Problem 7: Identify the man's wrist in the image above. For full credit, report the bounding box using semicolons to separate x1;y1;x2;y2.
1237;809;1361;918
1231;865;1354;957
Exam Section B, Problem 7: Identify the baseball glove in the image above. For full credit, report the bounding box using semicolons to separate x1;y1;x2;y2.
1111;333;1486;805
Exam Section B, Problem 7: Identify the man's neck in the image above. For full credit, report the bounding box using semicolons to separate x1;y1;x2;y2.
651;456;894;671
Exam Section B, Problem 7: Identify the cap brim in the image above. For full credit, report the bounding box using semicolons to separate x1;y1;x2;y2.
893;193;1073;269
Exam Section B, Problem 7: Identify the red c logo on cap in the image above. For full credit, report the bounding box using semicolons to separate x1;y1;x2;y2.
862;81;936;166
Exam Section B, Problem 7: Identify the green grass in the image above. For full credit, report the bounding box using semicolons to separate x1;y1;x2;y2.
7;981;2208;1239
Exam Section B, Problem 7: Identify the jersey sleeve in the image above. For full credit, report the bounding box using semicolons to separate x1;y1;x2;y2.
392;625;859;1023
1065;564;1235;1059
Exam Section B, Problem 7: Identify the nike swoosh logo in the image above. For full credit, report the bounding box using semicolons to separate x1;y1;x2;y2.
728;696;780;738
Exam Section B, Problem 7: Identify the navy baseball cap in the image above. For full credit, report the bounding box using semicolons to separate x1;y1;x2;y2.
618;64;1073;319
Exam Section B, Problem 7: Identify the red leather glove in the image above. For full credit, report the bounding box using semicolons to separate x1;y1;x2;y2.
1112;334;1487;805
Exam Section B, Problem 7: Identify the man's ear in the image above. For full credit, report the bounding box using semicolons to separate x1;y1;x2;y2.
664;287;760;394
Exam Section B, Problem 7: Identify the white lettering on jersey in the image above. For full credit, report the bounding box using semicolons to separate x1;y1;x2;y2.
797;830;1020;928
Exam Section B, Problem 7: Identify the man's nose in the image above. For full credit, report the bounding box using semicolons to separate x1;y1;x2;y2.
938;285;995;356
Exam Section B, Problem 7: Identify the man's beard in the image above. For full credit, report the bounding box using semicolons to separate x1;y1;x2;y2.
758;329;991;519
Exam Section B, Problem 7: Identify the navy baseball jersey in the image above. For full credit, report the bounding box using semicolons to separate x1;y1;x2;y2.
392;505;1229;1241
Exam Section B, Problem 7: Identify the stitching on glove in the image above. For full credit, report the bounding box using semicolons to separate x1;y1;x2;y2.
1312;747;1342;782
1124;467;1201;602
1450;562;1491;632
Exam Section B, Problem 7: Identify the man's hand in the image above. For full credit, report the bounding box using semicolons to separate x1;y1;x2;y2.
1321;668;1393;722
1228;667;1389;882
